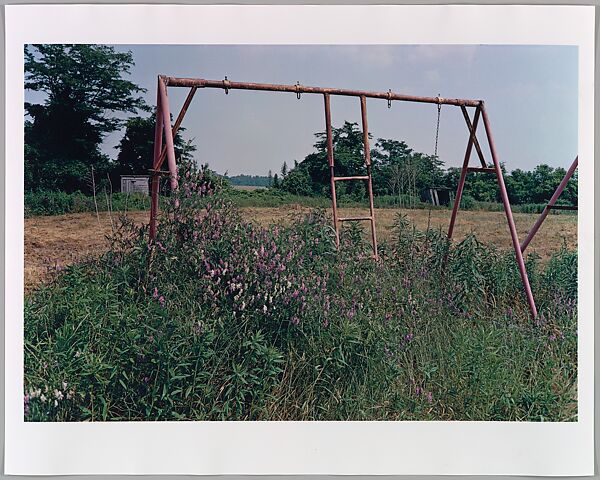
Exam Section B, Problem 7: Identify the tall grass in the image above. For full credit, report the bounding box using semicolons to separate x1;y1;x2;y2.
24;164;577;421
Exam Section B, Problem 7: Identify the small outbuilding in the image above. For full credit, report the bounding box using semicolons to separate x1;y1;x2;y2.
120;175;150;195
425;187;452;206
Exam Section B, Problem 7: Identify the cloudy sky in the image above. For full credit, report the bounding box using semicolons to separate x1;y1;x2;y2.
30;45;578;176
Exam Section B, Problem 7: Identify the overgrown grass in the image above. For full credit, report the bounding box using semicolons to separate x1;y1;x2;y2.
24;165;577;421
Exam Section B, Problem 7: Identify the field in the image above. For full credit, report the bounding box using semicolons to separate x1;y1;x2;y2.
25;206;576;291
24;176;578;422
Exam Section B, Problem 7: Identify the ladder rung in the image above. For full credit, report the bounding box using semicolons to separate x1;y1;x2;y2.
333;175;369;181
338;216;373;222
466;167;495;173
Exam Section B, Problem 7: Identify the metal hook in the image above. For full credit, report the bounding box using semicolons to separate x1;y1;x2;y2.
223;76;230;95
387;89;392;109
295;81;301;100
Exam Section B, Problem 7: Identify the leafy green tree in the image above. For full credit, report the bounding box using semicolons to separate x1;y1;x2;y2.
25;44;147;192
114;114;195;178
371;139;413;195
291;121;368;197
279;167;313;196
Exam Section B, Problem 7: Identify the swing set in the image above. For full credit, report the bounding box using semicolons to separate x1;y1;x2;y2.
149;75;578;319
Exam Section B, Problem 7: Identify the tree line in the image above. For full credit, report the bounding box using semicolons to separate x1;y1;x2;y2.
25;44;194;193
24;44;577;207
272;121;577;206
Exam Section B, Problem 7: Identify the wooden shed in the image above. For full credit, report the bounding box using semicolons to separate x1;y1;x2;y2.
120;175;150;195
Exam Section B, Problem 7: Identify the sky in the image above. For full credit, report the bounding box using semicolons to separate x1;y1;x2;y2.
27;45;578;176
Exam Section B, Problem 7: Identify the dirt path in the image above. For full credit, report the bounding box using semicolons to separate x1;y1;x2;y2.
25;207;576;291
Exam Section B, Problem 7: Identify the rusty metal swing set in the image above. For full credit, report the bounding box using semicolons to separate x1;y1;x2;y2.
149;75;578;319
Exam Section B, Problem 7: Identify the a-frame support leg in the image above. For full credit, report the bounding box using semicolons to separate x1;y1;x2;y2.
448;103;538;318
448;105;481;240
324;93;340;248
520;156;578;253
149;81;164;241
149;79;197;240
480;103;538;318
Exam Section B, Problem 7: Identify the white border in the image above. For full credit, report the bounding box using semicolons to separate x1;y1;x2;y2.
5;5;595;476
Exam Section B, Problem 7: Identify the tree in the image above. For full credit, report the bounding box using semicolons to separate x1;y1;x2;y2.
279;167;313;196
114;114;195;178
281;161;288;178
267;170;273;187
25;44;147;192
296;121;368;197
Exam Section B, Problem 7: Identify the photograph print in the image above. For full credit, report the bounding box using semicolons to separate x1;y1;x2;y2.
23;43;578;422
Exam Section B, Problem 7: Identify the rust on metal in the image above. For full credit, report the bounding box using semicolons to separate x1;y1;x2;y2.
149;74;574;319
360;95;378;259
324;93;339;248
162;76;482;107
521;156;578;253
480;103;537;318
460;105;486;167
334;175;370;181
149;81;164;240
447;106;482;240
155;86;197;170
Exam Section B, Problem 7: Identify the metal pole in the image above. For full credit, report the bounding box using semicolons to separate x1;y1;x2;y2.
324;93;339;248
448;106;481;240
360;95;378;259
155;86;197;171
521;156;578;252
149;83;163;241
163;76;481;108
480;103;538;318
158;78;179;194
460;106;487;167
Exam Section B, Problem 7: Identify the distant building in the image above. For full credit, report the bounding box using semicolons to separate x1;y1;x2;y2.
120;175;150;195
425;187;452;206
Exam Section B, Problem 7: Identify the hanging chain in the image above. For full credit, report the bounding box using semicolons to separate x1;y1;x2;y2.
434;94;442;157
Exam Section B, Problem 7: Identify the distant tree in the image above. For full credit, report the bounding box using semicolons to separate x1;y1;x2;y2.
25;44;148;192
281;161;288;178
227;174;271;187
279;167;313;196
267;170;273;187
273;173;280;188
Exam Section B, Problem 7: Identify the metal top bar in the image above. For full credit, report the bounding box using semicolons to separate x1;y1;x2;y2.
161;76;483;108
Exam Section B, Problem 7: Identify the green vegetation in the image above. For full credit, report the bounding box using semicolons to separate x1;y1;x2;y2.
24;165;577;421
25;45;147;193
24;46;576;216
25;188;576;218
274;121;577;208
24;191;152;218
227;174;270;187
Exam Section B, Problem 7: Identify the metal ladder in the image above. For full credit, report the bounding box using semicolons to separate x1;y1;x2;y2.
324;94;378;259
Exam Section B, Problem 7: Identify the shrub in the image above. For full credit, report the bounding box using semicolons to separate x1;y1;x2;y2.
24;164;578;421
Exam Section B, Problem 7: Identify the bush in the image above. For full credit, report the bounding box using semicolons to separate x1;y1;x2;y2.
24;165;578;422
25;191;152;217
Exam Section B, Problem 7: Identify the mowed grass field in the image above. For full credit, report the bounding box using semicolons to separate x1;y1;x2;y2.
24;206;577;291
